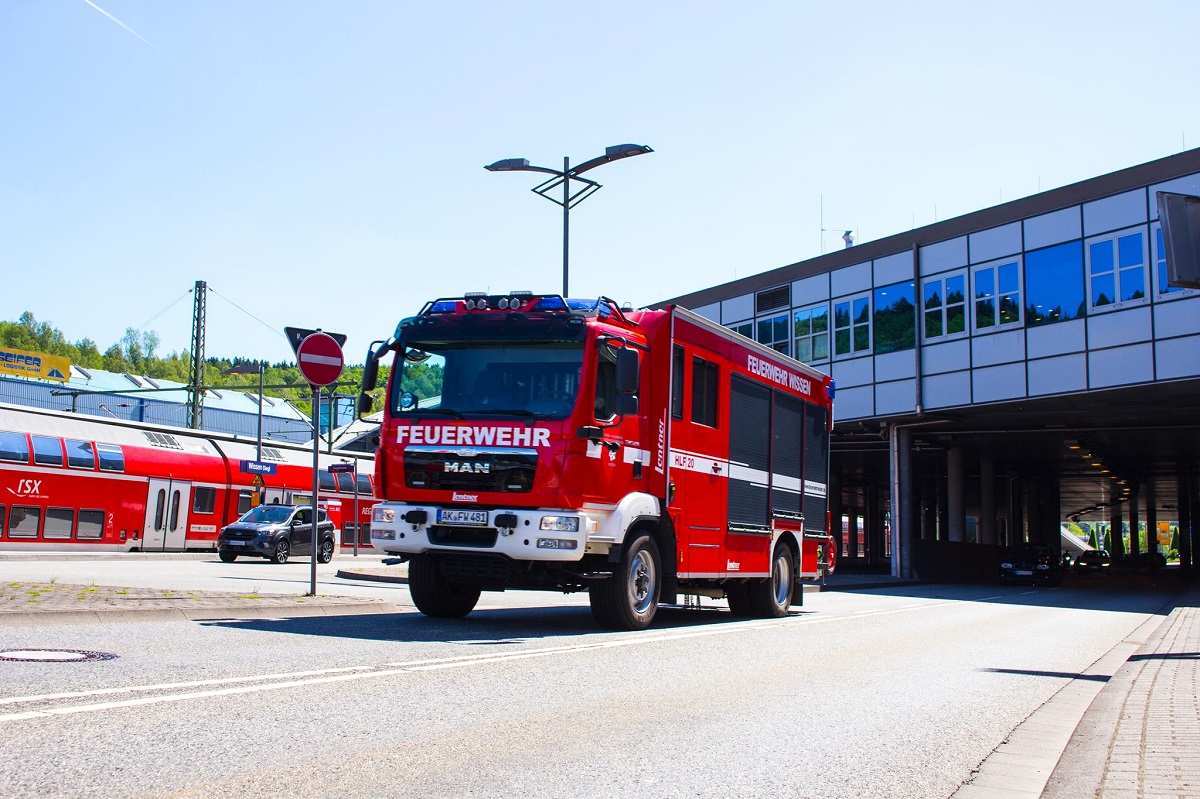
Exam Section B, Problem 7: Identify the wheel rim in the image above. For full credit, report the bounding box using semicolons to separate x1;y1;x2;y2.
276;542;289;562
321;541;333;560
772;550;793;608
628;547;657;614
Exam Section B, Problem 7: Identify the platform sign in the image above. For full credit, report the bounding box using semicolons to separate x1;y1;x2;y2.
239;460;276;476
328;462;355;473
296;332;344;387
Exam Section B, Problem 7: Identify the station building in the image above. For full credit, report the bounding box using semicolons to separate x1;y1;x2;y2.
664;148;1200;579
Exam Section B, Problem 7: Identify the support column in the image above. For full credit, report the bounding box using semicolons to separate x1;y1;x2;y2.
1128;484;1142;558
1180;472;1194;575
1145;476;1158;559
947;445;965;543
980;458;996;546
829;467;844;561
891;425;914;579
1109;490;1126;562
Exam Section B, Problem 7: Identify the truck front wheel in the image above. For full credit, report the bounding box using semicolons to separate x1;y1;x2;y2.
589;534;661;631
408;554;482;619
747;543;796;618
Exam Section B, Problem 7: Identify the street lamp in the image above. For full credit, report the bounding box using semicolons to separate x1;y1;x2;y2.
485;143;653;296
223;363;265;462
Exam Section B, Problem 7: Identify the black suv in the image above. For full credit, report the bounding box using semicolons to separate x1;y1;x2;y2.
217;505;336;564
998;544;1062;586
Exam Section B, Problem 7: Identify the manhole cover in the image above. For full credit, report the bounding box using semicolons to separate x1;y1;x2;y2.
0;649;118;663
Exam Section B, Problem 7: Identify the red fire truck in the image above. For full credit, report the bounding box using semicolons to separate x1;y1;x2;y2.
361;292;835;629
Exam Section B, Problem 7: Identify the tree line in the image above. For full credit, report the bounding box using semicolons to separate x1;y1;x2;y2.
0;312;388;414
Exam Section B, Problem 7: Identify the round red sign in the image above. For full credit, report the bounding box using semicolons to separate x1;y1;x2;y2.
296;332;344;387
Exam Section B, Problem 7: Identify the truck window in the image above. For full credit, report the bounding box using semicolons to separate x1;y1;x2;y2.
671;345;685;419
691;356;719;427
594;346;618;420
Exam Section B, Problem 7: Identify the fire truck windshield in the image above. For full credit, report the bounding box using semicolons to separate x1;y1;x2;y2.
391;341;585;419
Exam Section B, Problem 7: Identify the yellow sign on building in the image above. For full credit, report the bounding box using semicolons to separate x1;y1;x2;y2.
0;346;71;383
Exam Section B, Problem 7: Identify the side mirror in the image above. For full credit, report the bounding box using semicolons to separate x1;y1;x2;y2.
615;394;638;416
616;348;639;394
357;392;375;415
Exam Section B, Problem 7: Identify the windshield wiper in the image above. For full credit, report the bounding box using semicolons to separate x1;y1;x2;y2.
470;409;539;420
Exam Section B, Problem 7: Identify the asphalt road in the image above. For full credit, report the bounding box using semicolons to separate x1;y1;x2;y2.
0;560;1178;798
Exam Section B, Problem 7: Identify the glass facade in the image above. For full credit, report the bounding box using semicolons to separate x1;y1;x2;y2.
1024;240;1084;326
1087;228;1147;310
873;281;916;354
793;305;829;364
972;258;1022;330
923;272;966;340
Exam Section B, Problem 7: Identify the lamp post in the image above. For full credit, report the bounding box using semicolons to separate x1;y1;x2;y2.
223;363;265;463
485;143;653;296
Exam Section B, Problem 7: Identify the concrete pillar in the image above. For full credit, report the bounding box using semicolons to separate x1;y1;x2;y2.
947;445;965;543
980;458;996;546
1128;484;1142;558
892;425;914;579
1109;489;1126;561
829;467;843;561
1179;472;1194;574
1145;476;1158;558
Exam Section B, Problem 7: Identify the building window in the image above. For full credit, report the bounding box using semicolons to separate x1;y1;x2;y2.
756;313;790;356
833;294;871;357
922;272;967;340
1024;240;1084;326
1153;224;1191;298
873;280;916;354
972;258;1022;331
1087;227;1147;310
793;305;829;364
727;320;753;340
691;356;719;427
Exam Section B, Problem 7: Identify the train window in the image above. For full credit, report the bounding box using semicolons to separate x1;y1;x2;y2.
44;507;73;539
336;472;355;493
77;509;104;539
237;491;253;516
153;489;166;532
96;444;125;472
0;431;30;463
356;474;373;495
319;471;336;491
168;491;182;532
31;435;64;466
9;506;40;538
192;487;216;515
66;439;96;469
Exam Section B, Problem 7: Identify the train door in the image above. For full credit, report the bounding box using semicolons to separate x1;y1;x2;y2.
143;479;192;551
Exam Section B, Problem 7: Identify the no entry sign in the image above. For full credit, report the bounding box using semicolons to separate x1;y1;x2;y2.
296;332;344;387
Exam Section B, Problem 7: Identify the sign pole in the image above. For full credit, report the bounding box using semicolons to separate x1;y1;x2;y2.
353;459;360;557
310;385;320;596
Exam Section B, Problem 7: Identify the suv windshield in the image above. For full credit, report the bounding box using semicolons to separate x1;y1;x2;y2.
393;341;584;419
239;506;295;525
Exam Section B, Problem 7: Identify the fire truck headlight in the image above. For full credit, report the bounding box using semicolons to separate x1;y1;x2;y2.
537;538;578;550
373;507;395;523
539;516;580;533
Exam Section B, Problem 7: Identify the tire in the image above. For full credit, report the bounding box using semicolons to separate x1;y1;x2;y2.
589;534;662;630
218;551;237;563
408;554;481;618
725;582;753;616
271;539;290;564
317;538;335;564
747;543;795;618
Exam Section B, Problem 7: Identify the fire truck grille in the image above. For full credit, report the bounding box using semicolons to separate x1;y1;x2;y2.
436;553;512;583
404;449;536;493
427;525;498;548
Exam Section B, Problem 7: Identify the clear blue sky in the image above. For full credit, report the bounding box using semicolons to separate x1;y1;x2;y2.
3;1;1198;365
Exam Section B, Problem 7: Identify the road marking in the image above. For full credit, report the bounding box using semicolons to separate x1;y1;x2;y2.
0;600;952;723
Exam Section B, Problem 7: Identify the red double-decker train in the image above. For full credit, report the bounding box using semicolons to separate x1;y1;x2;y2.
0;402;377;553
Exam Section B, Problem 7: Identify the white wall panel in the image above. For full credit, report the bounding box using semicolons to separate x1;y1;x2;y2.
1154;295;1200;338
875;379;916;415
873;251;912;286
1087;307;1152;349
922;371;971;409
1024;207;1081;250
691;302;720;322
919;237;967;276
1027;318;1086;359
834;385;874;420
1083;189;1147;236
831;356;873;388
1028;354;1087;396
971;328;1025;367
1089;343;1154;388
973;363;1026;403
875;350;916;382
792;273;829;306
1156;335;1200;379
921;338;970;375
969;222;1021;263
720;294;753;324
830;261;871;298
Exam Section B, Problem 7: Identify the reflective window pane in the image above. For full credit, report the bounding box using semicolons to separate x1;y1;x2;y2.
1024;240;1084;326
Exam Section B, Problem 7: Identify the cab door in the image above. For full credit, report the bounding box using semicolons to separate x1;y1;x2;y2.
143;479;191;551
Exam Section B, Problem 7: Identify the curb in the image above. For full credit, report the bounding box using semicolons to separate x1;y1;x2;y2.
0;600;401;627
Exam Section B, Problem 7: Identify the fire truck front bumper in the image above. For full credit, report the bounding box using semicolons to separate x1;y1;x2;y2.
369;504;597;561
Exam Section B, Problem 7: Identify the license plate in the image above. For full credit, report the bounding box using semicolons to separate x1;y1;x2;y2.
437;509;489;527
226;541;244;546
1015;569;1032;576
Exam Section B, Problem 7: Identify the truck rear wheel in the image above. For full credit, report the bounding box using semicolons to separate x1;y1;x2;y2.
747;543;795;618
408;554;482;619
589;534;661;630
